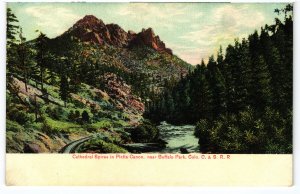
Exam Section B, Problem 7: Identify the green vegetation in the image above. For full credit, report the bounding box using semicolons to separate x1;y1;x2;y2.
43;117;82;133
194;107;292;153
6;120;25;132
79;138;128;153
91;120;113;129
6;4;293;154
6;7;162;153
128;120;159;143
146;4;293;154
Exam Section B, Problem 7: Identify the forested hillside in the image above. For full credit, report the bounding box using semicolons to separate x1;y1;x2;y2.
6;9;190;153
6;4;293;154
145;4;293;153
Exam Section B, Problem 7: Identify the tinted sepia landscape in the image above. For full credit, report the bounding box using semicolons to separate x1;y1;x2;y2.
6;3;293;154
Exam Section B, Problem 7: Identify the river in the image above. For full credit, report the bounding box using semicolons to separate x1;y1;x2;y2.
156;122;199;153
121;122;199;153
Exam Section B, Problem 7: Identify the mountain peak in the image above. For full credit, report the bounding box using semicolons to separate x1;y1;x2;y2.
82;15;99;21
63;16;172;55
72;15;105;29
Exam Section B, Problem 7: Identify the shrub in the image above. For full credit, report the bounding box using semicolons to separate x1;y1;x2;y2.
194;119;208;138
81;110;90;123
91;111;109;122
265;140;287;154
100;141;128;153
83;124;98;133
129;121;159;143
92;120;112;129
45;105;67;120
70;98;86;108
195;119;211;152
68;109;81;123
79;138;128;153
68;110;75;121
75;110;81;119
41;121;54;134
6;120;25;132
7;107;31;125
114;119;128;127
42;117;81;133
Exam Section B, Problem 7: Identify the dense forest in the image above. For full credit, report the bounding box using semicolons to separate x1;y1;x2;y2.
145;4;293;153
6;4;293;154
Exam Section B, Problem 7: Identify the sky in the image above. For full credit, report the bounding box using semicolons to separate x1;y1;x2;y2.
7;2;287;65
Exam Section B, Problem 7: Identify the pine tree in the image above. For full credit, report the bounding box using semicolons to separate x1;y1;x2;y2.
217;46;224;65
43;53;58;85
180;79;191;122
271;5;293;111
59;58;70;107
6;8;19;78
193;63;213;121
249;32;272;111
60;74;69;108
206;55;226;118
260;27;287;113
17;28;30;91
251;55;272;111
36;32;48;91
234;39;252;111
165;91;175;121
6;8;19;43
223;45;236;114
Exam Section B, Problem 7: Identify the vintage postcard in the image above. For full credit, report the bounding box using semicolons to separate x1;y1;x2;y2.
5;2;293;186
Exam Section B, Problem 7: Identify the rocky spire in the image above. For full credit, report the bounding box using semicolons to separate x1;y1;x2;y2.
62;15;173;55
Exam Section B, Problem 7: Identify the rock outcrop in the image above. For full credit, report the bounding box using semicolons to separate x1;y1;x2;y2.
67;15;109;45
106;23;130;47
101;73;145;114
128;28;173;54
63;15;172;54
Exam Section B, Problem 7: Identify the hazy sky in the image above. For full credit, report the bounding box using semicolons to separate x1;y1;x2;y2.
8;2;287;65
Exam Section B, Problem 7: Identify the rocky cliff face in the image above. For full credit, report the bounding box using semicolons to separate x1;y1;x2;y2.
101;73;145;115
128;28;173;55
106;24;130;47
64;15;172;54
67;15;109;45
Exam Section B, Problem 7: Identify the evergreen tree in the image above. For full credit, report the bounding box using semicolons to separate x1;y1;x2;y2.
81;110;90;123
217;46;224;65
59;58;70;107
252;55;271;111
60;74;69;108
260;27;287;113
6;8;19;43
179;79;191;122
17;28;30;92
206;55;226;118
191;62;213;121
44;53;59;85
165;91;175;121
233;39;252;112
249;32;272;111
6;8;19;78
36;32;48;90
144;4;293;154
223;46;236;114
